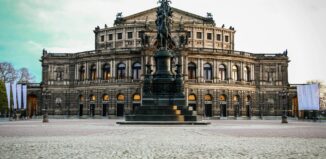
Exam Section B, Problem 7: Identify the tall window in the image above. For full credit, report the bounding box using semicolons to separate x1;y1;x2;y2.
207;33;212;40
90;64;97;80
244;66;250;81
117;63;126;79
117;33;123;40
127;32;133;39
109;34;113;41
219;64;226;81
232;65;239;81
102;64;111;80
132;63;141;80
217;34;221;41
79;66;86;80
204;63;212;80
196;32;202;39
225;35;229;42
100;35;104;42
188;62;196;80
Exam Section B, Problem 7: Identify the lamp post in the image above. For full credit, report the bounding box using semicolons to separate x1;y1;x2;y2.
42;89;51;123
278;89;288;123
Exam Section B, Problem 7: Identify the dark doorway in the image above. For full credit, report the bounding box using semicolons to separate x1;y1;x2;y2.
246;105;250;117
117;104;124;117
205;104;212;117
189;104;196;111
79;104;83;116
132;103;140;113
221;104;227;117
102;104;108;116
90;104;95;117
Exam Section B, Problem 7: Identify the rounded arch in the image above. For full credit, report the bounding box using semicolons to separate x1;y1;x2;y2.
117;63;126;79
219;64;227;81
188;62;197;80
204;94;213;101
133;93;141;101
233;95;240;102
89;94;96;101
102;63;111;80
79;65;86;80
102;94;110;101
203;63;212;80
79;95;84;102
232;65;239;81
188;94;196;101
245;95;251;102
244;66;251;81
219;94;227;101
90;64;97;80
132;62;141;80
117;94;125;101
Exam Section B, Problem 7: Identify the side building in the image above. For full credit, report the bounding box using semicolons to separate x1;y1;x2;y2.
27;7;300;119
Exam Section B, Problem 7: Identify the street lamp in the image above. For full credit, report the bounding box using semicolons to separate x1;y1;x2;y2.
278;89;288;124
42;89;51;123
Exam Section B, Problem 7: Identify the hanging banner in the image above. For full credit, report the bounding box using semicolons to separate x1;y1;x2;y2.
297;84;320;110
11;83;17;109
23;85;27;110
17;84;22;110
5;83;11;109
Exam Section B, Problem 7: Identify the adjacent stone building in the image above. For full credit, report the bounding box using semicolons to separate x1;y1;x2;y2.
27;6;300;119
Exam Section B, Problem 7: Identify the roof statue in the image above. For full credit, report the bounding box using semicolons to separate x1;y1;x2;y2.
156;0;173;50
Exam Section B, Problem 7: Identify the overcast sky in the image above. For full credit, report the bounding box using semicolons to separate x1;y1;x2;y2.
0;0;325;84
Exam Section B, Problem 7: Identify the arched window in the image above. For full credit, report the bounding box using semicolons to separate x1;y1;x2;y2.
103;94;110;101
79;95;84;102
188;94;196;101
79;66;86;80
233;95;239;102
117;94;125;101
204;63;212;80
244;66;250;82
245;95;251;102
219;94;227;101
204;94;212;101
232;65;239;81
188;63;196;80
132;63;141;80
102;64;111;80
219;64;226;81
117;63;126;79
90;95;96;101
133;94;141;101
90;64;97;80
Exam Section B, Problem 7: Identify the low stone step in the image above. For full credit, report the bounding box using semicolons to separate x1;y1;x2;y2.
125;115;184;121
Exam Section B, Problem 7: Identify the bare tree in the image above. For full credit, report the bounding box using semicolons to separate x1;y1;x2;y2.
17;67;35;83
0;62;18;83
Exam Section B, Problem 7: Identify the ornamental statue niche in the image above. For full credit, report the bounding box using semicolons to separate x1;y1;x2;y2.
155;0;174;50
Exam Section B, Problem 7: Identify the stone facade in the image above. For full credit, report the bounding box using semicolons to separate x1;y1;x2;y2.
27;7;300;118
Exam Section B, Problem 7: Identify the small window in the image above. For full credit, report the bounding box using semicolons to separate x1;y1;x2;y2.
207;33;212;40
100;35;104;42
117;33;123;40
225;35;229;42
127;32;133;39
138;31;142;38
217;34;221;41
196;32;202;39
109;34;113;41
187;31;191;38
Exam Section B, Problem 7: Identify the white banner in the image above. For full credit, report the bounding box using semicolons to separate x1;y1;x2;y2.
11;83;17;109
17;84;22;110
5;83;11;109
297;84;320;110
23;85;27;109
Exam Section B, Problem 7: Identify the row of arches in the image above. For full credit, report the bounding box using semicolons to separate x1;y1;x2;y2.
79;93;141;102
188;62;251;81
79;62;141;81
188;94;252;117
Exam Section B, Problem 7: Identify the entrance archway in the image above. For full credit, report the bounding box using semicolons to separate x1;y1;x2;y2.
102;94;109;116
79;95;84;116
219;94;227;117
233;95;240;117
27;94;38;118
89;95;96;116
245;95;251;117
188;94;197;111
132;94;141;113
204;94;213;117
117;94;125;116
